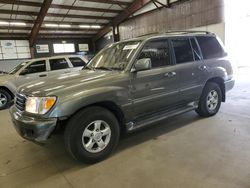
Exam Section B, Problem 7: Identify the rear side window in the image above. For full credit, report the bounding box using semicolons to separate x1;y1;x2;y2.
69;57;86;67
196;36;225;59
25;60;46;74
138;39;171;68
49;58;69;71
172;38;194;64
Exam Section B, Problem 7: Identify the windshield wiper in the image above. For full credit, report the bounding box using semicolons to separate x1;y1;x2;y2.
94;66;113;71
0;70;9;74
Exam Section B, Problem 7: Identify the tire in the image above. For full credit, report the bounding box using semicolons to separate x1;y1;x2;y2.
195;82;222;117
0;89;12;110
64;106;120;163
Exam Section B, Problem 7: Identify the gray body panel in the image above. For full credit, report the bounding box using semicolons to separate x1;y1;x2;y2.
10;32;235;142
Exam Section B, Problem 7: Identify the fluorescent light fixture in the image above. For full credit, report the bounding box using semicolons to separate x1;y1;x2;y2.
90;25;101;29
10;22;26;26
0;21;9;25
59;24;71;28
45;23;58;27
79;25;90;28
79;25;101;29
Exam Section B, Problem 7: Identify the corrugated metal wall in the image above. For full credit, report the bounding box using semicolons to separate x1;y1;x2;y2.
119;0;225;40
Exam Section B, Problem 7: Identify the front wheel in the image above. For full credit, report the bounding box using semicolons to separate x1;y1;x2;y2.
195;82;222;117
0;89;12;110
64;106;120;163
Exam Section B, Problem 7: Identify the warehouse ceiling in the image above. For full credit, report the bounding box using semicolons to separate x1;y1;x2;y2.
0;0;185;45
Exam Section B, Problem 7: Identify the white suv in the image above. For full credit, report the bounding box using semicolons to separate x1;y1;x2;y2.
0;55;88;109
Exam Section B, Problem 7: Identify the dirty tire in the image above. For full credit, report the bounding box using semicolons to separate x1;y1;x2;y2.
196;82;222;117
0;89;12;110
64;106;120;163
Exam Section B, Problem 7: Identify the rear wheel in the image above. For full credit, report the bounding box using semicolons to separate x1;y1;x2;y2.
64;106;120;163
196;82;222;117
0;89;12;110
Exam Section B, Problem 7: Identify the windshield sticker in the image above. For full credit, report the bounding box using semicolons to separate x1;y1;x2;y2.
123;43;139;50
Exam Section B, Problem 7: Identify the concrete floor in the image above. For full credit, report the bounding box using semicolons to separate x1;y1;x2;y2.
0;68;250;188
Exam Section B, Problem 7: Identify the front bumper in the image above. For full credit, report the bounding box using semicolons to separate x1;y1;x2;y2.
9;106;57;143
225;79;235;92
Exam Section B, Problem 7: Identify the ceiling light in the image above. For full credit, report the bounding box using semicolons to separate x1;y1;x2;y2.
59;24;71;28
10;22;26;26
90;25;101;29
79;25;101;29
0;21;9;25
79;25;90;28
45;23;58;27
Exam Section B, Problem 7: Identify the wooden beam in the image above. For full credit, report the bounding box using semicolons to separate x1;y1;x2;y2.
0;0;121;13
29;0;52;46
93;0;151;41
78;0;131;6
0;18;106;26
0;26;100;32
0;10;112;20
46;13;112;20
0;33;93;39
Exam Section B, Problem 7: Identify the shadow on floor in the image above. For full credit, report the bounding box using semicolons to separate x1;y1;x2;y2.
39;111;202;171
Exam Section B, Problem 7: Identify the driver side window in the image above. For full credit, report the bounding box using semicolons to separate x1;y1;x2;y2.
24;60;46;74
138;39;171;68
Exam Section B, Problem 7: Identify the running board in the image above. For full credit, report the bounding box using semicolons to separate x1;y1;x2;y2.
126;105;197;132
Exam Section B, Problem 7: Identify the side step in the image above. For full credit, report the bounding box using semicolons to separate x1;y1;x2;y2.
126;105;197;132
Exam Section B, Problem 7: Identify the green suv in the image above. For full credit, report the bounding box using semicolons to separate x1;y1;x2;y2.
10;31;234;163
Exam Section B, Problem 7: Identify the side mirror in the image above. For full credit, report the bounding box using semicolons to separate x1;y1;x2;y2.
132;58;152;72
19;69;29;76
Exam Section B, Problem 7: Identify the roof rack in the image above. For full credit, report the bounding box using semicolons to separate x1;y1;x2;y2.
163;30;214;35
136;30;214;38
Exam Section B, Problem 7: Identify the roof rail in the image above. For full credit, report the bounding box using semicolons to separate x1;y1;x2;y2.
136;30;214;38
163;30;214;35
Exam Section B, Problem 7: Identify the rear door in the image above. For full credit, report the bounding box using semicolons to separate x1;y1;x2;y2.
131;38;179;118
171;37;208;103
47;58;71;76
68;56;87;71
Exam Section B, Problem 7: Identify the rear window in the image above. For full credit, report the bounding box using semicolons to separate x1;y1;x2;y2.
69;57;86;67
49;58;69;71
196;36;225;59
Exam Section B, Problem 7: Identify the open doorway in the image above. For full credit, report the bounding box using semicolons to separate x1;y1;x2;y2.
225;0;250;82
225;0;250;68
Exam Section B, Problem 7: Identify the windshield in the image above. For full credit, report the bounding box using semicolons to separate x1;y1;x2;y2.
9;61;30;75
87;41;141;71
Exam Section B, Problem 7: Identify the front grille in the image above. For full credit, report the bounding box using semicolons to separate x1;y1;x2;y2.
15;93;27;111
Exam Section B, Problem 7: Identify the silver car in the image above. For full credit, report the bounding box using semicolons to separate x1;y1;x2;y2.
0;55;88;109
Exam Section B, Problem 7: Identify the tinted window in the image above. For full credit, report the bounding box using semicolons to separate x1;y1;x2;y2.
172;38;194;64
190;38;202;61
69;57;86;67
49;58;69;71
138;39;171;68
25;60;46;74
196;36;225;59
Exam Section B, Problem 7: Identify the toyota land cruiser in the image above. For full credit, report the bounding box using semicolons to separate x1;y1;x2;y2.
10;31;234;163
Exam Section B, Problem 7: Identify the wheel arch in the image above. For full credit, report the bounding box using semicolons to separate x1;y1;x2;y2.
0;86;14;99
71;101;126;135
206;77;225;102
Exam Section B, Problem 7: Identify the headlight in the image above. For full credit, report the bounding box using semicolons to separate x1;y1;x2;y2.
25;96;57;114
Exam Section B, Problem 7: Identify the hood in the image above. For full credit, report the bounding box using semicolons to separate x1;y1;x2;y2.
18;69;121;96
0;74;16;85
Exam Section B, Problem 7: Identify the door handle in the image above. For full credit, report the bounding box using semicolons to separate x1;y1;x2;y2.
198;65;207;71
64;71;71;73
164;72;176;78
39;74;47;77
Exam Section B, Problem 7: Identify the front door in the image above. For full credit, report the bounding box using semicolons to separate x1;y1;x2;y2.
131;39;179;118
